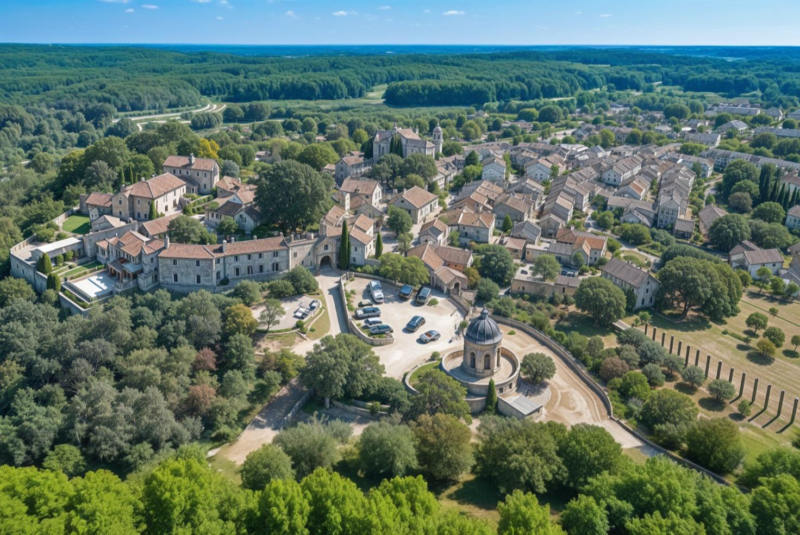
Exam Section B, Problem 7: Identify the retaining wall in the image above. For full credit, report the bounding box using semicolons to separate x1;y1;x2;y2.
491;315;735;487
338;275;394;346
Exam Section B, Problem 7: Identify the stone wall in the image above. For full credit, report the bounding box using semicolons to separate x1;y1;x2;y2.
338;275;394;346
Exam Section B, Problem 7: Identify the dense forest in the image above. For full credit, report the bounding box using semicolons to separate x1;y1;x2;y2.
5;45;800;112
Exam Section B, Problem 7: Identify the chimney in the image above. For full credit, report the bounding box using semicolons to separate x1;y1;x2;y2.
222;239;227;253
164;235;170;249
230;237;235;243
189;153;195;165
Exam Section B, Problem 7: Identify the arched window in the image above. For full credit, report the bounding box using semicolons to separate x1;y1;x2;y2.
469;352;476;368
484;355;491;370
497;352;501;368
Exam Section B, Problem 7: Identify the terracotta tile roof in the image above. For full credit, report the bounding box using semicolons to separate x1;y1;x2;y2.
431;245;472;266
349;214;375;234
340;178;379;196
85;192;113;208
225;237;287;255
159;243;222;260
407;243;444;271
421;218;448;236
216;176;244;192
458;212;495;229
140;213;180;237
348;228;373;245
116;231;164;257
126;173;187;199
394;186;438;209
503;237;527;251
163;155;219;172
434;266;467;286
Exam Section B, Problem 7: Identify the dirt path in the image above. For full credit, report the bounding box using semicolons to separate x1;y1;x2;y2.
215;269;345;465
217;379;307;465
499;326;650;451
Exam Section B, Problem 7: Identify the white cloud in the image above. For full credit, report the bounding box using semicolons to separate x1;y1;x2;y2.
600;13;612;17
423;9;430;13
333;10;348;16
378;5;391;9
285;10;299;18
443;10;464;16
219;0;232;8
125;8;134;12
142;4;158;9
216;16;224;20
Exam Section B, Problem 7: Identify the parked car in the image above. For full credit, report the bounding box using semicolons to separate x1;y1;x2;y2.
364;318;382;327
405;315;426;332
416;287;432;305
369;324;393;335
355;307;381;319
419;330;441;344
308;299;321;311
358;300;373;308
398;284;414;300
293;307;310;320
368;280;385;303
560;270;568;276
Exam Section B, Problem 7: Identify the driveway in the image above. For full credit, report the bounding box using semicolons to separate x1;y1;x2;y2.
499;324;652;453
214;268;345;465
344;277;465;378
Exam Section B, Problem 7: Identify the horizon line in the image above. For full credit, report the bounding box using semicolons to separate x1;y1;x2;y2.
1;42;797;48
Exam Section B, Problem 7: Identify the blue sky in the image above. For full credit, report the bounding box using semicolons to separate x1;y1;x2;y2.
2;0;799;46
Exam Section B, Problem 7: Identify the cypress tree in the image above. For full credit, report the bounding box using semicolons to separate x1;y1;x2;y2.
758;170;769;204
375;231;383;259
769;179;780;203
338;220;351;270
485;379;497;414
791;189;799;209
37;254;52;274
148;201;158;220
46;273;61;293
502;214;513;233
777;183;788;208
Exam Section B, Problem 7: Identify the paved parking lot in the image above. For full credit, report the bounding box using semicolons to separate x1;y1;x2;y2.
251;294;320;330
345;277;466;378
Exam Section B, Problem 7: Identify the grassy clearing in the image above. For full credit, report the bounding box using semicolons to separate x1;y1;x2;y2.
308;306;331;340
435;474;503;527
207;449;242;485
64;261;103;278
61;215;91;234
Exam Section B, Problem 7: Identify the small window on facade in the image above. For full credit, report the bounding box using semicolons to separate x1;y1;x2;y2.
173;274;178;283
173;259;177;266
196;275;201;284
195;260;200;267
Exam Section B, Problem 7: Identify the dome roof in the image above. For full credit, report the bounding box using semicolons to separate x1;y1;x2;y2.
465;308;503;345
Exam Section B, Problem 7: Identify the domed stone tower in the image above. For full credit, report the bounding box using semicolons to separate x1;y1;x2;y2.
462;309;503;378
432;123;443;155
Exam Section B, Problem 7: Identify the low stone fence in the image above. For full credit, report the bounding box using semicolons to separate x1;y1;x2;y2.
279;388;314;430
331;399;387;419
491;315;735;487
338;275;394;346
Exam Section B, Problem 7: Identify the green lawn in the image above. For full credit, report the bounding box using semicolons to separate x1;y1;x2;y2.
409;361;441;388
62;215;91;234
308;306;331;340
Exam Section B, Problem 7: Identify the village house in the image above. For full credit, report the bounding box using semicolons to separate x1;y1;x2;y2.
454;212;496;245
111;173;187;222
337;178;382;208
162;154;220;195
525;155;566;182
510;220;542;246
334;152;373;185
786;205;800;230
419;218;450;246
601;155;643;187
601;258;660;310
97;230;164;291
555;228;608;265
512;272;581;298
389;186;439;224
407;243;472;296
81;192;113;221
493;194;534;224
698;205;728;238
729;243;784;278
481;156;507;184
373;123;440;159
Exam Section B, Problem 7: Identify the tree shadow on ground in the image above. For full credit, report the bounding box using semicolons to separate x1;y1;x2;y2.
675;382;699;396
783;349;799;359
728;413;747;422
651;312;711;333
747;351;775;366
699;397;727;412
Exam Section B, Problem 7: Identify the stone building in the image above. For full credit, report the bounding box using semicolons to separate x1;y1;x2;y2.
373;123;436;159
162;154;220;195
